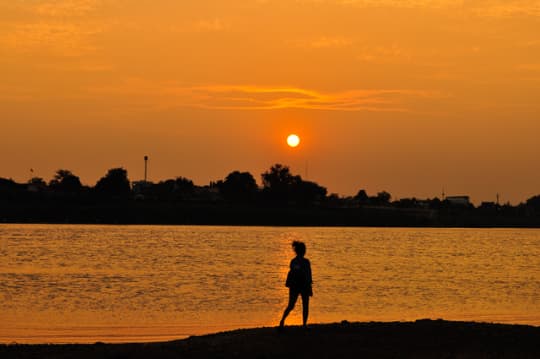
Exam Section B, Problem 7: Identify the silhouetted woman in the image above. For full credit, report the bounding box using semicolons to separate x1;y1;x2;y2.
280;241;313;328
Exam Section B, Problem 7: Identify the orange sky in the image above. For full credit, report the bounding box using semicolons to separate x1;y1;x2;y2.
1;1;539;204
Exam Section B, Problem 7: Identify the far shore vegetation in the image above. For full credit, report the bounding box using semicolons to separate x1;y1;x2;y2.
2;164;540;227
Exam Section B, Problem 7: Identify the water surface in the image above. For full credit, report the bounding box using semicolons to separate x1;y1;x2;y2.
1;224;539;343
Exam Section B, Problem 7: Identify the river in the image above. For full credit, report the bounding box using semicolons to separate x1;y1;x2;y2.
1;224;538;343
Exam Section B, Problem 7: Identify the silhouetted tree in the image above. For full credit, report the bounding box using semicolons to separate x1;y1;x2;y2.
294;180;327;205
262;164;298;188
0;178;24;199
261;164;327;205
94;167;131;198
27;177;47;193
0;178;17;189
526;195;540;211
261;164;301;202
355;189;369;204
371;191;391;205
325;193;342;207
219;171;258;202
150;179;174;200
49;169;83;193
174;177;195;196
429;197;442;209
28;177;46;186
394;197;417;208
140;176;195;201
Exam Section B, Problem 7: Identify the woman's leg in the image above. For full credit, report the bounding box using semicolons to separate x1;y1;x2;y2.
301;292;310;326
280;290;299;327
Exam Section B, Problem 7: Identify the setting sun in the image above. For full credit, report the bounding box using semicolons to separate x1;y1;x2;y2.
287;134;300;148
2;0;540;350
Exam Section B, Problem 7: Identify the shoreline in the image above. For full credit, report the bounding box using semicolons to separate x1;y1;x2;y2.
3;200;540;228
3;221;540;229
2;320;539;358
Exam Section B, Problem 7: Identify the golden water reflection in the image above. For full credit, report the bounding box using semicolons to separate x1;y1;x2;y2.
1;225;539;343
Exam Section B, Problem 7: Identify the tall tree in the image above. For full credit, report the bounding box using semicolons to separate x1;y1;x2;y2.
355;189;369;204
373;191;391;205
94;168;131;198
294;180;327;204
49;169;83;193
261;164;326;204
219;171;258;202
174;177;195;195
28;177;47;186
526;195;540;211
261;164;301;201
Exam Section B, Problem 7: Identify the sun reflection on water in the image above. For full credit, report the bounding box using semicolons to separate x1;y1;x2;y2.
1;224;539;343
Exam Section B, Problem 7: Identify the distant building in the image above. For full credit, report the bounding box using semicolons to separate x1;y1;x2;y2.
446;196;471;206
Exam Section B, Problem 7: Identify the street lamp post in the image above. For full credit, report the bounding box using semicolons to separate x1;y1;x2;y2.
144;156;148;182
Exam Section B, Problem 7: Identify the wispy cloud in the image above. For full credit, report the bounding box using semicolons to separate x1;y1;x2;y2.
468;1;540;18
32;0;103;17
0;22;104;56
0;1;107;56
297;0;540;17
193;18;227;32
90;80;439;112
309;36;353;48
289;36;353;49
183;85;418;111
357;44;411;63
296;0;456;9
166;18;229;34
516;63;540;72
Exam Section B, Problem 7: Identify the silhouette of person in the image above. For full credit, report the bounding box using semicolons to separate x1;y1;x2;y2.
279;241;313;328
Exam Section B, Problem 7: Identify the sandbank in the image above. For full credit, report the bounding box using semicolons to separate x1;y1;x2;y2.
1;320;539;358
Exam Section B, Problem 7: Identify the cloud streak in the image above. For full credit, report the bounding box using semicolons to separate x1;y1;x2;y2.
90;80;439;112
32;0;103;17
297;0;540;17
468;1;540;18
182;85;418;111
0;21;103;56
308;36;353;49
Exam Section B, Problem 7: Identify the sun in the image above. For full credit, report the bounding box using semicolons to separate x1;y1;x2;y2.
287;134;300;148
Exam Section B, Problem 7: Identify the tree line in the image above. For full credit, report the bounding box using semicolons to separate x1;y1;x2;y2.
2;164;331;205
1;163;540;226
2;163;540;209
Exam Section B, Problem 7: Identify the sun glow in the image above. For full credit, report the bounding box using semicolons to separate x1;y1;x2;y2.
287;134;300;148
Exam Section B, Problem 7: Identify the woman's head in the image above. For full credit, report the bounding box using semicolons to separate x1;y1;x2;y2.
292;241;306;257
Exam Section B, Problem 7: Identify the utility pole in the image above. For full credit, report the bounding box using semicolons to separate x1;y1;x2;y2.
144;155;148;182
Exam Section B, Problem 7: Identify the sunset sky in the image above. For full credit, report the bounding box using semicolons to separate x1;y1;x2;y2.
1;1;539;204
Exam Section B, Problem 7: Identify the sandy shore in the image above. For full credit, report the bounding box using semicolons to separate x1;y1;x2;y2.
1;320;539;358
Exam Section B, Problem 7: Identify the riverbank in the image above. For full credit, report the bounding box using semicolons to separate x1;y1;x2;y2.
2;320;539;358
3;200;540;227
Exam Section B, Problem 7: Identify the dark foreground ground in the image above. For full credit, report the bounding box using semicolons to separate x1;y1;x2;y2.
1;320;539;359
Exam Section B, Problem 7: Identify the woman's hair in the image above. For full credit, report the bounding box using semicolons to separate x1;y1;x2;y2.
292;241;306;257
